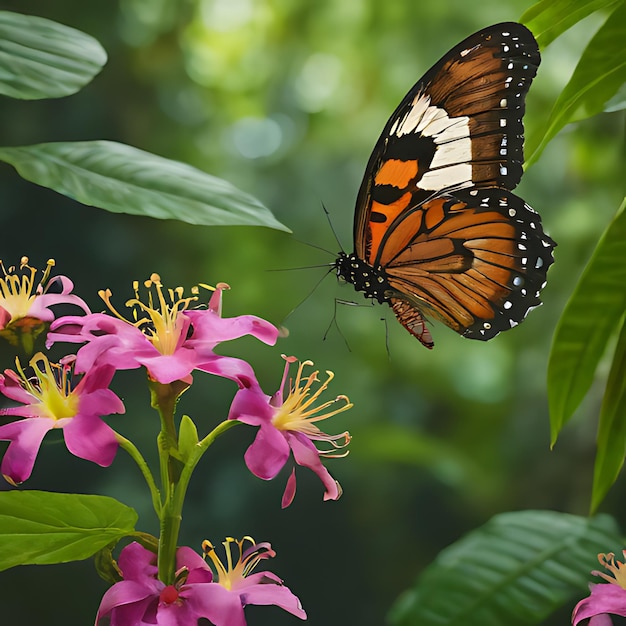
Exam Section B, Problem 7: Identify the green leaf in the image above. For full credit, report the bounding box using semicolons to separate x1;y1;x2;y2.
0;140;290;231
548;198;626;444
526;1;626;165
0;11;107;100
178;414;199;463
389;510;622;626
0;491;137;571
591;317;626;512
521;0;622;47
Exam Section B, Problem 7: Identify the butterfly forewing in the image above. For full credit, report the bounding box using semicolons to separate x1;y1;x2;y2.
354;22;540;264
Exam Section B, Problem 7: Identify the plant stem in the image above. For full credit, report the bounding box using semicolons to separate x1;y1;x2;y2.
115;432;161;516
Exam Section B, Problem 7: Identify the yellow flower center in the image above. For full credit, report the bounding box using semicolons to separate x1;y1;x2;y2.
271;359;352;453
99;274;215;355
0;257;55;322
14;353;79;421
202;537;270;591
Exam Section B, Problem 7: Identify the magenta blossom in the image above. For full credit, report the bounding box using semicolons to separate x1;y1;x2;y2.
97;538;306;626
573;552;626;625
47;276;278;386
0;257;89;353
0;353;123;484
229;355;351;507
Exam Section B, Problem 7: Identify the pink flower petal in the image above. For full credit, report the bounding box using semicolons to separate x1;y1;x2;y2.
573;583;626;625
185;309;278;347
97;580;157;619
239;582;306;619
182;582;247;626
0;418;55;483
281;468;297;508
288;432;341;501
228;384;272;425
63;413;118;467
176;546;213;584
244;424;290;480
197;355;260;388
0;370;40;406
77;387;125;418
118;542;159;582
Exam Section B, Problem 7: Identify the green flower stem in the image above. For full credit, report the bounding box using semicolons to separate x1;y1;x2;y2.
157;419;241;584
115;432;161;516
158;494;182;585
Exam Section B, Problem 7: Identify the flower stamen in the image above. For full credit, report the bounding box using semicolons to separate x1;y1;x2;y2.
593;552;626;589
0;353;79;421
202;536;275;592
98;274;216;356
271;357;352;450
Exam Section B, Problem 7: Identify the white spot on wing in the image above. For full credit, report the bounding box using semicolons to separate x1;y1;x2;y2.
419;163;472;190
430;137;472;169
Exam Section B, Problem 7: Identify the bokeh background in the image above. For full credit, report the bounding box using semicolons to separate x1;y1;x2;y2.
0;0;624;624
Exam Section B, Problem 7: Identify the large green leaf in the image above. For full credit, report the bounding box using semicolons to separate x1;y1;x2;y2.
0;141;290;231
526;1;626;165
521;0;622;47
548;199;626;445
389;510;622;626
591;317;626;512
0;11;107;100
0;491;137;571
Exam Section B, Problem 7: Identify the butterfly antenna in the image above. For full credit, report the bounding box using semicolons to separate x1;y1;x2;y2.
290;237;336;257
322;202;346;252
267;262;335;272
281;265;336;324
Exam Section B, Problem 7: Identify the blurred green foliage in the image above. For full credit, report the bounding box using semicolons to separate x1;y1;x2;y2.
0;1;624;625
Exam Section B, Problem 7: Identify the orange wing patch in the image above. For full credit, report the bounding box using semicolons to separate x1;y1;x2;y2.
374;158;419;188
367;192;414;265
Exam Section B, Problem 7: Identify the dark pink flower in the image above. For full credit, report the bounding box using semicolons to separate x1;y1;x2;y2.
0;353;123;484
96;538;306;626
0;257;89;353
229;355;351;507
573;552;626;625
47;276;277;386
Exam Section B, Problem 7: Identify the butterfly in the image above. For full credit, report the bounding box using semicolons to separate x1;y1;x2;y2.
335;22;556;349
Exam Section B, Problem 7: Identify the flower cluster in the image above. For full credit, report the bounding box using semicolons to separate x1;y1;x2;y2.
0;261;353;626
0;257;89;354
97;538;305;626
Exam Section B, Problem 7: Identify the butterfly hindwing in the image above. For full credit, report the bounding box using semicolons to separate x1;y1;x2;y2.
383;188;555;342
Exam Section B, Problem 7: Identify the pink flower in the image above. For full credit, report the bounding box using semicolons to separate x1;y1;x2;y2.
0;257;89;353
229;355;351;507
0;353;123;484
96;538;306;626
573;552;626;625
47;276;278;386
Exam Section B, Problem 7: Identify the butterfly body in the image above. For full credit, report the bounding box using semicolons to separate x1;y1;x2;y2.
336;22;555;349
